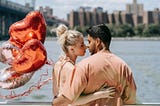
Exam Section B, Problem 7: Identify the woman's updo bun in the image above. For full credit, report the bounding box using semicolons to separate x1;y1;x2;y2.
56;24;68;37
56;24;83;53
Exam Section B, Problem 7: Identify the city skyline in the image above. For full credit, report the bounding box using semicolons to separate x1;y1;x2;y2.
9;0;160;20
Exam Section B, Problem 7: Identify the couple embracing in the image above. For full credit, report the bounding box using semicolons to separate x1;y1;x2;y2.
52;24;136;106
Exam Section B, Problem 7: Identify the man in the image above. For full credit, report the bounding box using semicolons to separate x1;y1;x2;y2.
53;24;137;106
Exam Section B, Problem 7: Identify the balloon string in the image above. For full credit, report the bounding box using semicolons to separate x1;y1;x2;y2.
46;58;55;66
0;70;52;99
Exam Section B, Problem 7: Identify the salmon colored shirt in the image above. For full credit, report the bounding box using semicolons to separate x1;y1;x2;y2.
61;51;137;106
54;55;74;95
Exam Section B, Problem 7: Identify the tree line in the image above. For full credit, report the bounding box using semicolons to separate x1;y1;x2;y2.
47;24;160;37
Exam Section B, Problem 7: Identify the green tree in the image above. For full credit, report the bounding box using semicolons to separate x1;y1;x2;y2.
143;24;160;37
134;24;145;36
74;26;89;37
108;24;117;37
111;24;135;37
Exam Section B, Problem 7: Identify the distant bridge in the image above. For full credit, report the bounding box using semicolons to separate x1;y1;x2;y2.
0;0;33;40
0;0;68;40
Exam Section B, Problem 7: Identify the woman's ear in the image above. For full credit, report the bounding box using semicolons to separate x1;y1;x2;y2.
68;46;75;53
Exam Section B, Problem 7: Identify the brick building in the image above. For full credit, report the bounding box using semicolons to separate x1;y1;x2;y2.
68;0;160;28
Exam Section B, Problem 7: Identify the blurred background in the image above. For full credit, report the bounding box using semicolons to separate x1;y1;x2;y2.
0;0;160;40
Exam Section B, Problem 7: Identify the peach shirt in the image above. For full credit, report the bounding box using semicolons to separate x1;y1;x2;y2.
54;55;74;95
61;51;137;106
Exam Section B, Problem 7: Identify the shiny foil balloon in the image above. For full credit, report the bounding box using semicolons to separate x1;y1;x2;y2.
0;11;47;89
9;11;46;48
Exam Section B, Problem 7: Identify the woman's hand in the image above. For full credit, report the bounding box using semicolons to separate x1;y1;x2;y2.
93;87;115;98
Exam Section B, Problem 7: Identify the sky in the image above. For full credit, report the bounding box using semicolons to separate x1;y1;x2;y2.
9;0;160;20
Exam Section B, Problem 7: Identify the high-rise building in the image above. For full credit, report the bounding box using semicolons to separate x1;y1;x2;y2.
68;6;108;28
126;0;144;16
143;11;154;25
108;13;115;25
77;7;87;27
121;11;134;25
132;15;143;26
39;6;53;17
68;0;159;27
113;11;123;26
68;10;80;28
153;8;160;24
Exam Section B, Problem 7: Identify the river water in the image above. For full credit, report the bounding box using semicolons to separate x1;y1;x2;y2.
0;39;160;104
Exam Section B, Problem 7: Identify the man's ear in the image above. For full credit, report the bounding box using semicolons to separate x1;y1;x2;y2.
96;38;103;51
96;38;101;47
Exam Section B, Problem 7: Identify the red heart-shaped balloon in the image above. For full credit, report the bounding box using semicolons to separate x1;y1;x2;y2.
9;11;46;48
12;39;47;74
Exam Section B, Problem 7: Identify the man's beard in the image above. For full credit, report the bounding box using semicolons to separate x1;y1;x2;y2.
90;48;97;55
90;46;103;55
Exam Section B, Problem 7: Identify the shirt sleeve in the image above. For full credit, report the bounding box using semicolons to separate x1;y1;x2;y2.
61;65;88;102
122;66;137;104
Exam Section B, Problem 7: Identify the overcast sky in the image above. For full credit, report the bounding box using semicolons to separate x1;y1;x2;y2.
9;0;160;20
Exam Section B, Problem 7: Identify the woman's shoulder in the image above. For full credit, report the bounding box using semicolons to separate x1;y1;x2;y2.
54;56;74;71
63;62;74;71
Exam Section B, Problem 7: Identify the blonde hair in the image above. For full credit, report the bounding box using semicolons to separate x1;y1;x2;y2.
56;24;83;53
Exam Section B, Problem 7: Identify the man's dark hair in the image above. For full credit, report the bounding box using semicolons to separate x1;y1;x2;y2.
86;24;111;47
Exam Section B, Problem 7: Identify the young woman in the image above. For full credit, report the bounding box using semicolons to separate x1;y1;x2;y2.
52;24;115;105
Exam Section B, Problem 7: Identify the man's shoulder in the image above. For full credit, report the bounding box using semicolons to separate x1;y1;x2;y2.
77;53;100;65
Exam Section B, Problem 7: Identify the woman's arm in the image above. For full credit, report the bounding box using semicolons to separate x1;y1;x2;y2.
71;87;115;105
52;68;59;97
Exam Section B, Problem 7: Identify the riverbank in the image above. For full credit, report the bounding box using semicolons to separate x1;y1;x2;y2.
112;37;160;41
46;37;160;41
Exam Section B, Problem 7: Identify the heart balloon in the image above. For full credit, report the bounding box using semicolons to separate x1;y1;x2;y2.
0;67;34;89
12;39;47;74
9;11;46;48
0;11;48;90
